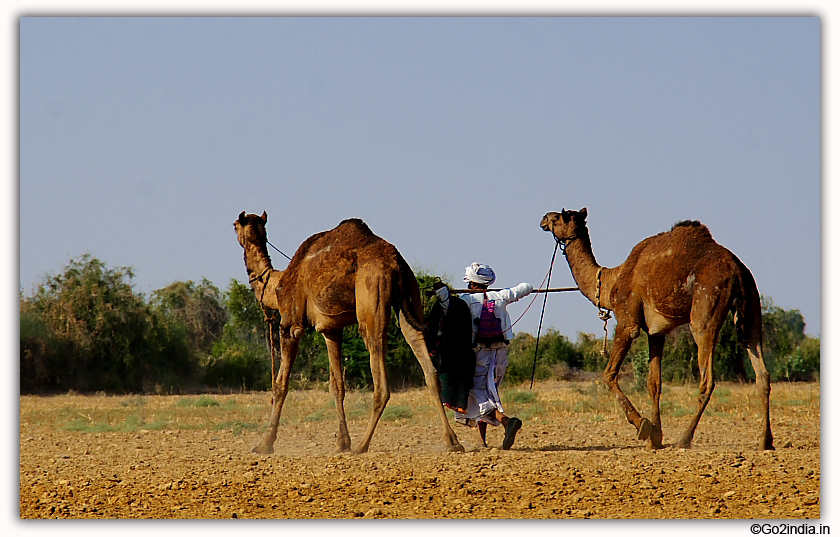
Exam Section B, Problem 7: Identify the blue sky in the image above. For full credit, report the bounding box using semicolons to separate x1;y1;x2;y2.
19;16;820;340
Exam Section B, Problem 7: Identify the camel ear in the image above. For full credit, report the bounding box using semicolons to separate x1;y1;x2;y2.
560;209;569;223
580;207;588;219
238;211;247;225
261;211;268;223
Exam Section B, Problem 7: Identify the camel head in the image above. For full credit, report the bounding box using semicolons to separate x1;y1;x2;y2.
540;207;589;243
234;211;269;249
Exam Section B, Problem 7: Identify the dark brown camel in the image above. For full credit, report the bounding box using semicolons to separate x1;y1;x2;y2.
234;211;463;455
540;208;773;450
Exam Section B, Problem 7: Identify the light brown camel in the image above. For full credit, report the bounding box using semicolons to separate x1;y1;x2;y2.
234;211;464;455
540;208;773;450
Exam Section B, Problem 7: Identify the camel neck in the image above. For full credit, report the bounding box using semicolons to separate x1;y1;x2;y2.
244;243;282;310
564;234;611;310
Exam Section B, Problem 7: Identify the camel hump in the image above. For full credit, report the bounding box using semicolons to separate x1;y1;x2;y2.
671;219;706;231
669;220;714;241
336;218;375;236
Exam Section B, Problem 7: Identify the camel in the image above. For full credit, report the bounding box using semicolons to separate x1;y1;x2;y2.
540;208;773;450
234;211;464;455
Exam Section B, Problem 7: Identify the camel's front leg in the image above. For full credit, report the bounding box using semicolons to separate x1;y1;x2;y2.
646;335;665;449
603;324;652;441
252;332;300;455
323;331;351;452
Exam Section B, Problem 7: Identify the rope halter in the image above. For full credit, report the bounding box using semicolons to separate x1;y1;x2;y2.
595;267;612;356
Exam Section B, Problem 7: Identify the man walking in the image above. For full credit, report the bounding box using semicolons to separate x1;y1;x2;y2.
433;263;532;449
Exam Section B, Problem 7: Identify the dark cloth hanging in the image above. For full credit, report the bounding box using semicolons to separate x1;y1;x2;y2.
425;294;475;414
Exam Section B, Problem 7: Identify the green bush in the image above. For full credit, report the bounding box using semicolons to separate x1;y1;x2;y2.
660;326;698;384
149;279;227;357
202;279;272;391
205;324;271;391
577;332;609;373
761;298;819;381
773;336;820;381
800;336;821;380
20;301;67;392
20;254;194;393
20;254;819;393
506;330;587;384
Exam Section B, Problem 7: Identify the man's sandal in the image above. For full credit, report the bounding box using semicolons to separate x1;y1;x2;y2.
502;417;522;450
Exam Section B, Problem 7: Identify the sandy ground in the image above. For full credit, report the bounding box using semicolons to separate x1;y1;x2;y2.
19;380;820;519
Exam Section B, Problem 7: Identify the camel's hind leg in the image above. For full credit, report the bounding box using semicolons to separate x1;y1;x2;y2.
399;312;464;452
323;331;351;452
646;335;665;449
675;334;715;449
676;294;729;449
352;313;391;455
252;333;300;455
745;330;774;450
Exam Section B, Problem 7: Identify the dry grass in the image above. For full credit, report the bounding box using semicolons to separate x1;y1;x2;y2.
20;379;820;438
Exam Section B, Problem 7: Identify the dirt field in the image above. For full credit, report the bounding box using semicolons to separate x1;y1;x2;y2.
19;380;820;519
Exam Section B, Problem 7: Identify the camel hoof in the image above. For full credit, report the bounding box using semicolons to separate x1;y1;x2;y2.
675;438;692;449
648;425;664;450
251;444;274;455
443;431;464;452
761;434;775;451
448;442;466;453
637;418;653;441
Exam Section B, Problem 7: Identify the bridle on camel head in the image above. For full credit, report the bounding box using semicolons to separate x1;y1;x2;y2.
556;234;578;257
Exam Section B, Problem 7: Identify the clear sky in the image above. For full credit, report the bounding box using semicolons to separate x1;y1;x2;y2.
19;16;820;342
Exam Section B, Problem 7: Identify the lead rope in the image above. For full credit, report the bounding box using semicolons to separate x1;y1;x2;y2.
266;240;293;261
530;238;561;389
260;240;289;404
261;307;278;405
595;267;612;356
251;269;277;405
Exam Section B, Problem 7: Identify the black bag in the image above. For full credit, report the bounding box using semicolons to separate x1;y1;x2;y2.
425;294;475;413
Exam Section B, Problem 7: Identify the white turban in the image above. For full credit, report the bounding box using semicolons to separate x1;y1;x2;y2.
464;262;496;286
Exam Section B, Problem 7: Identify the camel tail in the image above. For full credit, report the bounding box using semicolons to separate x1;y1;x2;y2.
731;255;774;450
732;260;763;349
393;256;427;333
